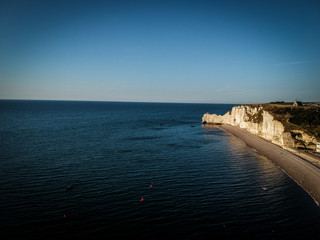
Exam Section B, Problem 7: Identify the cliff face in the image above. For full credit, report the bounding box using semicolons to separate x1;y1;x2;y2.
202;105;318;150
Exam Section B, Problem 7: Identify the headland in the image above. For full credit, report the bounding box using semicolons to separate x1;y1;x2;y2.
202;102;320;204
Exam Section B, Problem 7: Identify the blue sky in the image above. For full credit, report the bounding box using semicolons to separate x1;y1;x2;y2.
0;0;319;103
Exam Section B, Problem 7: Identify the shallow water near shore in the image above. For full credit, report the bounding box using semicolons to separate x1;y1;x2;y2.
1;100;320;239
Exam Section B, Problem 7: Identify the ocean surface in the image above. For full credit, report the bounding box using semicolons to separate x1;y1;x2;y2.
1;100;320;239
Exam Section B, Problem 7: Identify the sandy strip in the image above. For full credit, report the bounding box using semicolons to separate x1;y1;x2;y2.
220;124;320;205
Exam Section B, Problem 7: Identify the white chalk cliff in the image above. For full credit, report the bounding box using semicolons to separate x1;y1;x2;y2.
202;105;318;150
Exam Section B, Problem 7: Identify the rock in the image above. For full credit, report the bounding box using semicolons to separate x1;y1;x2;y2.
202;105;318;150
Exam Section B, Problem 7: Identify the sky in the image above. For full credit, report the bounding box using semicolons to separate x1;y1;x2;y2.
0;0;319;103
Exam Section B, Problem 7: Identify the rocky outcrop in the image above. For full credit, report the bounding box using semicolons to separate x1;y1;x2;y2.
202;105;318;151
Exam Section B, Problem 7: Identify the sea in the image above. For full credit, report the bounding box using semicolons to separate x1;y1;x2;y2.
1;100;320;240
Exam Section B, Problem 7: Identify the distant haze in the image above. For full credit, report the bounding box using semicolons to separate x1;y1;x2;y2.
1;0;320;103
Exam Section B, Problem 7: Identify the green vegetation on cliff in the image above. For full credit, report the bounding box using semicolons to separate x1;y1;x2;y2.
247;109;264;123
261;104;320;140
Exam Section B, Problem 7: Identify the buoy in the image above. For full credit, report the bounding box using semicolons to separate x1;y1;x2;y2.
140;197;144;203
66;185;73;190
64;214;67;218
149;184;152;189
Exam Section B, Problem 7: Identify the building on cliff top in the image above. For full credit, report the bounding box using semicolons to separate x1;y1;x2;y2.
293;99;303;107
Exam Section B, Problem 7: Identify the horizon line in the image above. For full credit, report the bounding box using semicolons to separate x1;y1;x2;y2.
0;98;244;105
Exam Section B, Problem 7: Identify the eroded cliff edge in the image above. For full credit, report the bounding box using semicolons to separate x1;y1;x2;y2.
202;104;320;151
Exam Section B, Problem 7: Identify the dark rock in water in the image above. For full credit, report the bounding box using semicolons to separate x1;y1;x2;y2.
191;125;195;128
159;123;164;126
66;185;73;190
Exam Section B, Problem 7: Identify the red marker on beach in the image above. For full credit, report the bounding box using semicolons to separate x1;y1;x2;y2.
140;197;144;203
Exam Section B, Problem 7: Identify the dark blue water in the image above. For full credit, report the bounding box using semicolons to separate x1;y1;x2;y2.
1;100;320;239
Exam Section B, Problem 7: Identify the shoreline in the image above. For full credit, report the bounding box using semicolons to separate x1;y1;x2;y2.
219;124;320;206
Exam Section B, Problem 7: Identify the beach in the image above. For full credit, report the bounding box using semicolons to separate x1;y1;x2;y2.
220;124;320;205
